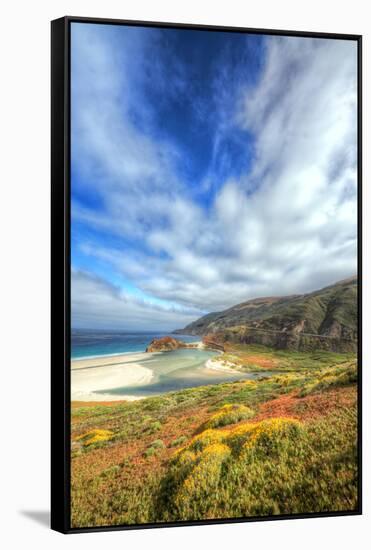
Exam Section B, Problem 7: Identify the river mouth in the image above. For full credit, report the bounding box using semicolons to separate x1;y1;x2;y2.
94;348;268;399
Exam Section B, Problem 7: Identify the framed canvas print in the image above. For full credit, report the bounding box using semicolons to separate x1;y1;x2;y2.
51;16;362;533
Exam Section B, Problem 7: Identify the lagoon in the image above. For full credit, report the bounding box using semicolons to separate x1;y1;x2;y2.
71;347;264;401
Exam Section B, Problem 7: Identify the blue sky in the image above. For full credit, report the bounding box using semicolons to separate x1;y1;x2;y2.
71;23;357;330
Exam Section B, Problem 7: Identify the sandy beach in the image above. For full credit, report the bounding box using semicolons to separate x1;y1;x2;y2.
205;357;240;373
71;344;223;402
71;353;154;402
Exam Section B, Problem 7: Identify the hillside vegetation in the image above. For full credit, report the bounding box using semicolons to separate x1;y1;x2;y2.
71;344;358;527
177;277;358;352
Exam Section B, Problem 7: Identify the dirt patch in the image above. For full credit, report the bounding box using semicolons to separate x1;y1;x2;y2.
71;404;211;482
238;354;278;369
254;386;357;422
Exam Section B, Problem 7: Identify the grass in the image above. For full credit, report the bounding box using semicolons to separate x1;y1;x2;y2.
71;344;358;527
215;343;356;373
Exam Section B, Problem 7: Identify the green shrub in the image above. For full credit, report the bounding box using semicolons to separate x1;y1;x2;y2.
147;421;162;434
143;447;157;458
157;409;357;521
186;429;224;453
150;439;166;449
169;435;188;448
300;362;357;396
200;404;254;431
143;439;166;458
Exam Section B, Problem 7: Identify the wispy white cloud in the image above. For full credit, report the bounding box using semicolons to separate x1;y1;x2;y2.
72;27;358;329
71;24;182;239
72;270;201;330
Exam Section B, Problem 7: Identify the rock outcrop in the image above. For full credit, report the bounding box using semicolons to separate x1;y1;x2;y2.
146;336;187;353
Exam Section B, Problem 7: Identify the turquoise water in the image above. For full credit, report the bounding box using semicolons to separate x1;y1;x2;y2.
71;329;200;359
95;348;266;398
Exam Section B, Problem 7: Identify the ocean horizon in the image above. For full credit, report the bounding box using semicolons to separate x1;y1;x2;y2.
71;329;200;360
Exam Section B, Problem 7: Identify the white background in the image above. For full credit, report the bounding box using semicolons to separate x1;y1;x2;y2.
0;0;369;548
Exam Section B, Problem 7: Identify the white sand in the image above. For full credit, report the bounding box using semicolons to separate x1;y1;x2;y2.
71;353;154;402
71;352;151;370
195;341;205;349
205;357;240;373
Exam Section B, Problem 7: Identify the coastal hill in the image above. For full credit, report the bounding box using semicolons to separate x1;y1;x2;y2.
175;277;358;352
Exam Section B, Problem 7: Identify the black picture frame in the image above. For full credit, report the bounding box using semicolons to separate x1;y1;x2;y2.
51;15;362;534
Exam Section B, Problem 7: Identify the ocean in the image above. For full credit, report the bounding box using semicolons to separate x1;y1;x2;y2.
71;329;269;399
71;329;200;360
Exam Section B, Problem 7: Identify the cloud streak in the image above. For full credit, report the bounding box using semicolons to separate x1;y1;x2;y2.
71;25;358;330
72;271;201;331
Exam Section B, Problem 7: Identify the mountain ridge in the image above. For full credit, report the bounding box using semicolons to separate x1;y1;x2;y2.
175;276;358;352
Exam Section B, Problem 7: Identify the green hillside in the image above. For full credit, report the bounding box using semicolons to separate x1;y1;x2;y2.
177;277;358;352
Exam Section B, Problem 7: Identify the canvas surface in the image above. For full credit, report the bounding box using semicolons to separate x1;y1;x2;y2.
69;21;359;528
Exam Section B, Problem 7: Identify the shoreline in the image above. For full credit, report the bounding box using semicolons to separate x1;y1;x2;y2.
71;352;154;402
71;350;151;362
71;352;153;371
205;356;240;374
71;336;203;362
70;342;214;403
71;342;205;362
